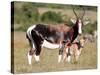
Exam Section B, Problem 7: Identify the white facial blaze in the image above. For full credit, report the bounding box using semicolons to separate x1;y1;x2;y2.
78;20;82;34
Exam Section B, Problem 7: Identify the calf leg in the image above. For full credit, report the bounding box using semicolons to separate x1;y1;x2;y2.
75;55;79;62
62;52;67;62
62;47;67;62
75;50;80;62
66;48;71;63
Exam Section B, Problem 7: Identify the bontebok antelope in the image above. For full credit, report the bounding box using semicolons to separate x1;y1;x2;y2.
62;37;86;63
26;6;86;65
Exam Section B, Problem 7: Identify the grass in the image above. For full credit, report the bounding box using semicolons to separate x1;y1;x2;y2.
13;31;97;74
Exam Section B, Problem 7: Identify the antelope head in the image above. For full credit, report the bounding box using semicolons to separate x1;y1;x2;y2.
71;6;86;35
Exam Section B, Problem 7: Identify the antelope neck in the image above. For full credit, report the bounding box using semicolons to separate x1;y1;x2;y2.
70;21;78;43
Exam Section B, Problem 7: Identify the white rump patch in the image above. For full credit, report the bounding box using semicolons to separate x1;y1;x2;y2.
26;25;36;40
27;25;36;35
27;25;36;49
42;40;60;49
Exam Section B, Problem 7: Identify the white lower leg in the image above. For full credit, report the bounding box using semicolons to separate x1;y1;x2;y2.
67;55;71;63
65;47;68;53
62;54;66;62
34;55;40;62
58;55;62;63
27;52;32;65
75;55;79;62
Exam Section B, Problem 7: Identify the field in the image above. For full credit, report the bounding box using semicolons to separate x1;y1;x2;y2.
13;31;97;74
12;2;97;73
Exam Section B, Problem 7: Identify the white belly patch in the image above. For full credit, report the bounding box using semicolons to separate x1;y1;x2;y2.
42;40;60;49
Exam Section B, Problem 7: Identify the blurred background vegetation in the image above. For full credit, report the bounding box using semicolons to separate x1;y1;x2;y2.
11;1;97;34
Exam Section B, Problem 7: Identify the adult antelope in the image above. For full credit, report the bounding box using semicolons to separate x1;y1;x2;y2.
26;6;85;65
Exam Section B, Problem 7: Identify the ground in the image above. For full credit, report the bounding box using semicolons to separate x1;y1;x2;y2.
13;31;97;74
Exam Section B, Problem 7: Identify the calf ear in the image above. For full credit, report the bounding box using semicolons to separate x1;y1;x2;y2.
70;18;76;24
83;36;87;42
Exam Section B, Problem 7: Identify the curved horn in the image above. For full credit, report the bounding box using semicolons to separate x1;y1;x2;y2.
72;6;78;19
81;7;85;20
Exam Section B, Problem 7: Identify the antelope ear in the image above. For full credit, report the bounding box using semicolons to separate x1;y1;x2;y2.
70;18;76;24
83;18;90;25
83;20;90;25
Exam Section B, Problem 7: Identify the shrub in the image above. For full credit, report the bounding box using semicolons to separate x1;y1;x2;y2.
83;21;97;34
13;3;40;31
41;11;64;23
22;3;39;22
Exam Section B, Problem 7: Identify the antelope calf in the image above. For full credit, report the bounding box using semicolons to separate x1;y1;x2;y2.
62;37;86;63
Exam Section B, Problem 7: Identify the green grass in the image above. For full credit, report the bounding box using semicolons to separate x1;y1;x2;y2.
13;32;97;74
